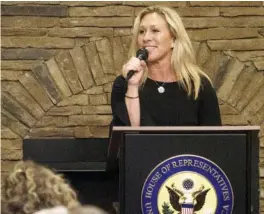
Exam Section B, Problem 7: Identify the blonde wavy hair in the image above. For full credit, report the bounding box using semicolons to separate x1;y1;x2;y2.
129;5;211;99
2;161;79;214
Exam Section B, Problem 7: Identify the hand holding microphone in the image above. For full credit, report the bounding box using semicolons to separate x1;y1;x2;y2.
123;48;148;85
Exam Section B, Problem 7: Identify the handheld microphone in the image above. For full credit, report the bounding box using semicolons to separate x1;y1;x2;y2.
126;48;148;81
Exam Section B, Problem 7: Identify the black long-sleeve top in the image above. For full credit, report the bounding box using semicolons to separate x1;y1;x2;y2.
111;75;221;127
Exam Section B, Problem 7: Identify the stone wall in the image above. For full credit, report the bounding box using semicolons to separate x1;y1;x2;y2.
1;1;264;211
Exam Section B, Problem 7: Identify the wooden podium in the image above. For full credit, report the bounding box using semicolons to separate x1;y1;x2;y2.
108;126;259;214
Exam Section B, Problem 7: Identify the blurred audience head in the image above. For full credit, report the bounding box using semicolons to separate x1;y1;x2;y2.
2;160;79;214
32;205;109;214
33;206;68;214
69;205;109;214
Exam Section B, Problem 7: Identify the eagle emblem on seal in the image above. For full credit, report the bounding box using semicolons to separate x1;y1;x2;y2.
163;179;210;214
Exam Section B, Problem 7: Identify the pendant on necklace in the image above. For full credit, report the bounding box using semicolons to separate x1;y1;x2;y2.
158;86;165;93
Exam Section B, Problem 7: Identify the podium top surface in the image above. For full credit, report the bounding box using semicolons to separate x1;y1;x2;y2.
107;126;260;169
112;126;260;131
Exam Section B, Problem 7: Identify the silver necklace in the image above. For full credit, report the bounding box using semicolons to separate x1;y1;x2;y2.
154;77;170;94
156;82;166;93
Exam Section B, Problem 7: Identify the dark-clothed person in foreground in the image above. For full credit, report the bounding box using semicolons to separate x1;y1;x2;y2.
111;5;221;127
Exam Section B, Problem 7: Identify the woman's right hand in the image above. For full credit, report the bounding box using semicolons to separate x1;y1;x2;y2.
122;57;147;86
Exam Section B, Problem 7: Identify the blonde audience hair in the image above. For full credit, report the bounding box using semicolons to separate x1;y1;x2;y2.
129;5;212;99
2;161;79;214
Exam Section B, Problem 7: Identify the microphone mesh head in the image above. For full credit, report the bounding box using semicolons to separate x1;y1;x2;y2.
136;48;148;61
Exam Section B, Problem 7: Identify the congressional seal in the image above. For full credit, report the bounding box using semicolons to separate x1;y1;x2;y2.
141;155;233;214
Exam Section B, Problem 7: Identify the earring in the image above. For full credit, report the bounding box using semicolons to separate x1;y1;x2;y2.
171;40;175;48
